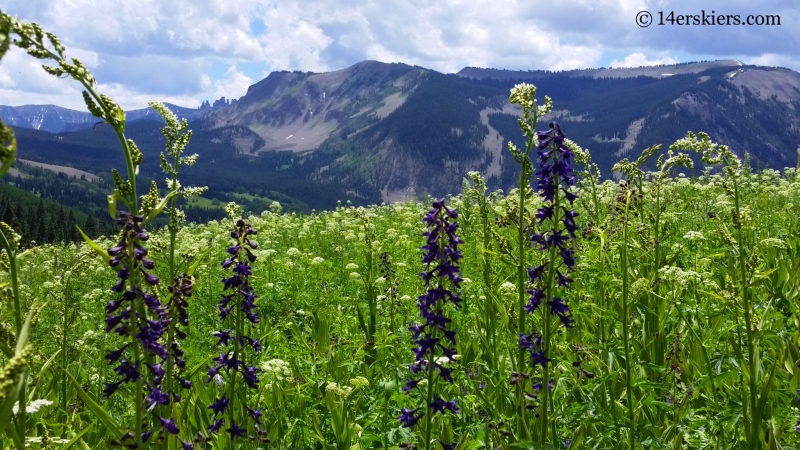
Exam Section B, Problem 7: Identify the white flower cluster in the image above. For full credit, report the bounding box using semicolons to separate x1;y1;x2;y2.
261;359;292;381
682;231;705;242
434;354;460;366
25;436;71;446
12;399;52;414
658;265;702;287
349;376;370;389
325;381;353;396
499;281;517;295
759;237;786;249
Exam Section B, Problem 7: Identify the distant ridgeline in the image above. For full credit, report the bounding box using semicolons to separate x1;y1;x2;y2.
2;59;800;215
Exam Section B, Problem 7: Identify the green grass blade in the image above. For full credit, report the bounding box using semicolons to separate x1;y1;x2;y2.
63;369;124;438
61;421;96;450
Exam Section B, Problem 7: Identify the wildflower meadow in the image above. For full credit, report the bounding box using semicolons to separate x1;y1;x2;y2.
1;12;800;450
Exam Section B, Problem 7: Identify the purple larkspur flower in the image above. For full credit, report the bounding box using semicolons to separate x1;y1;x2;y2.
206;218;264;438
159;417;179;434
521;121;580;371
399;408;421;429
400;198;463;443
102;211;175;441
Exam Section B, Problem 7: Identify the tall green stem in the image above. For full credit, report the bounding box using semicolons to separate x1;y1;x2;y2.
621;194;635;449
228;284;243;447
732;176;757;447
515;133;536;438
8;248;26;442
539;174;560;446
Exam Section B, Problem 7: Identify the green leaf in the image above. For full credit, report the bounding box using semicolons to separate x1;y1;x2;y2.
107;194;116;219
1;392;24;449
755;361;777;422
186;355;213;380
61;421;96;450
116;107;125;130
568;423;586;449
76;226;110;264
0;132;16;180
142;190;178;226
186;248;212;278
34;349;61;381
15;302;39;354
64;370;124;438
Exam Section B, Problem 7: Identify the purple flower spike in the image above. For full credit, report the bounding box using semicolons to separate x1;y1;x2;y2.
206;218;264;437
400;198;463;442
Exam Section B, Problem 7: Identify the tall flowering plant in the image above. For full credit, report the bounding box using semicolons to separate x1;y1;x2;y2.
0;15;199;448
524;120;580;445
104;211;178;448
205;204;267;445
400;198;462;450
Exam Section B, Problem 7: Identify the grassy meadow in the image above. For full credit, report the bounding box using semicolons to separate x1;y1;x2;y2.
3;162;800;448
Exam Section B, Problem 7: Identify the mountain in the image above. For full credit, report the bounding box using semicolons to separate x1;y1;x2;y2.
3;60;800;211
0;99;233;133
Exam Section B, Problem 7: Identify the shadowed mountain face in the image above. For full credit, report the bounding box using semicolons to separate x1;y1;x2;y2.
3;60;800;209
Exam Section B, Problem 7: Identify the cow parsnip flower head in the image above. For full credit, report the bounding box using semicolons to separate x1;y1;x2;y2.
509;83;552;133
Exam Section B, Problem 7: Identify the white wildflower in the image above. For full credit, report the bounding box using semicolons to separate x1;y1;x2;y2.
12;399;52;415
349;376;370;389
760;238;786;249
683;231;705;242
499;281;517;295
261;359;292;380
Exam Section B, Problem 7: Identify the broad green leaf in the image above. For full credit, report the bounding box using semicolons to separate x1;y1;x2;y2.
76;226;110;264
568;423;586;449
142;190;178;226
107;194;116;219
186;247;212;278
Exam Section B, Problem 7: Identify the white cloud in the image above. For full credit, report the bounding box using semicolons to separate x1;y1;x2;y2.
609;52;679;68
743;54;800;72
207;66;254;101
0;0;798;109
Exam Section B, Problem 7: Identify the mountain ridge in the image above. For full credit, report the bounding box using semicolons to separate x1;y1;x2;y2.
2;59;800;208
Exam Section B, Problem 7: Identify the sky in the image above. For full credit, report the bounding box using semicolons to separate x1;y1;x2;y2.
0;0;798;110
